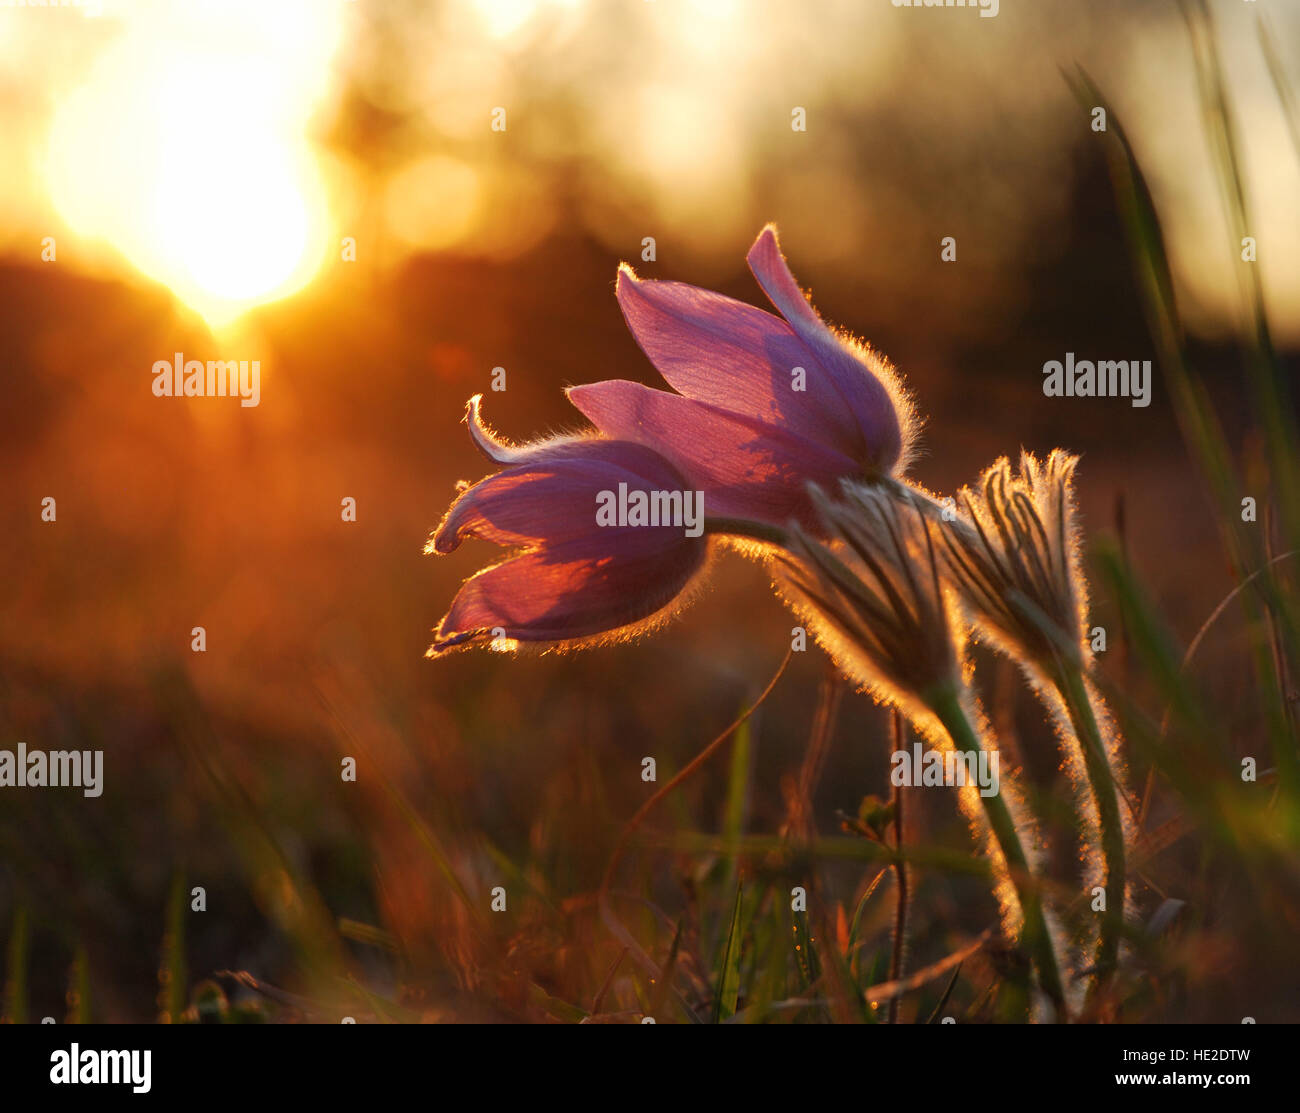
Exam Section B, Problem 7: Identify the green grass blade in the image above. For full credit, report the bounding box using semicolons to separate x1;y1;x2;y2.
713;883;744;1023
160;869;187;1023
68;945;90;1024
3;906;29;1025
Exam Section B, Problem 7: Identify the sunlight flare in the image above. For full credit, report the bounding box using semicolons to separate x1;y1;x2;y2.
44;0;347;325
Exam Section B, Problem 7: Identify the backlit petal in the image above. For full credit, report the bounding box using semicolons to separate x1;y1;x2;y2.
747;225;906;471
568;379;861;527
616;265;864;456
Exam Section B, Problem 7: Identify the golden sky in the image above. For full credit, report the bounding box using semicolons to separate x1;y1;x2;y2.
0;0;1297;340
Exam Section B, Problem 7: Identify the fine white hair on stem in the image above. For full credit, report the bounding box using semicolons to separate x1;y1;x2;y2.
924;689;1027;943
936;449;1132;1001
774;485;1045;952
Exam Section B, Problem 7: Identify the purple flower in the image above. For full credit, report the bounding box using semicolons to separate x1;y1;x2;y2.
567;225;916;529
427;396;709;654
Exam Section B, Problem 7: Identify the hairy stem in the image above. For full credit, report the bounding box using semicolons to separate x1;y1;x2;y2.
930;689;1069;1019
1057;667;1126;1006
702;516;792;547
888;710;909;1025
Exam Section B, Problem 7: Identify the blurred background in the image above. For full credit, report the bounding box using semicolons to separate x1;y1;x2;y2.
1;0;1298;1022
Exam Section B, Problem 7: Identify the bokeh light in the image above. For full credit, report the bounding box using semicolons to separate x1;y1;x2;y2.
42;0;345;325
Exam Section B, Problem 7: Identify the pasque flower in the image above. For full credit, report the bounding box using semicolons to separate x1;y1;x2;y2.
937;451;1090;671
938;451;1131;1007
567;226;917;529
426;396;709;654
424;228;1136;1022
777;483;961;721
775;482;1069;1016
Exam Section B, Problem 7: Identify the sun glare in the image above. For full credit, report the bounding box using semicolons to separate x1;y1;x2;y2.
44;1;346;327
471;0;586;40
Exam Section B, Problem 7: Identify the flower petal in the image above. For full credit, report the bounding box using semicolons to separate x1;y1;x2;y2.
615;265;863;455
432;434;696;554
429;422;709;652
461;393;588;466
747;225;906;471
567;379;861;527
432;528;706;650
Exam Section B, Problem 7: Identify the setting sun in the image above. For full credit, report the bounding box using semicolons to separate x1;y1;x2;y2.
44;0;345;326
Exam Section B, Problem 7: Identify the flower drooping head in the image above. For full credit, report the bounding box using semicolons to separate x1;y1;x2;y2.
775;482;1062;977
939;451;1131;1001
427;396;709;654
938;450;1089;674
774;483;962;723
567;226;918;530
